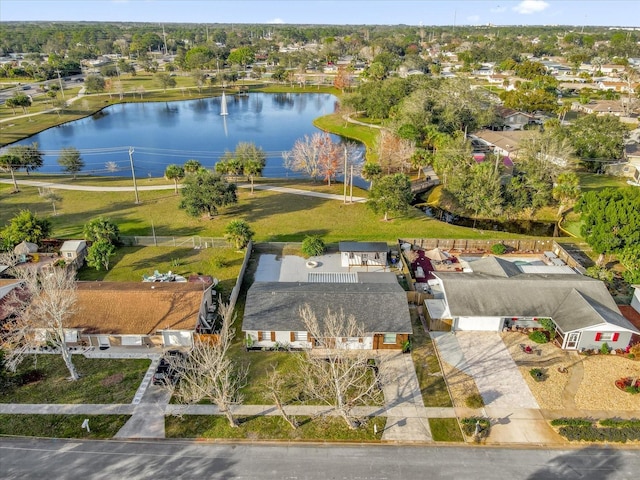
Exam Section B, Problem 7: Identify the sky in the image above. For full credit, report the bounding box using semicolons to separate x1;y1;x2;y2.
1;0;639;27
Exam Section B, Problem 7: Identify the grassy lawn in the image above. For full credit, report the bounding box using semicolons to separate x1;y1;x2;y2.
410;308;452;408
428;418;464;442
1;177;531;244
76;246;245;298
0;414;129;439
0;355;150;404
578;172;630;191
165;414;385;441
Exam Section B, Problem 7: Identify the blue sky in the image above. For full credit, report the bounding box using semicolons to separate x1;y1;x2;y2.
1;0;639;26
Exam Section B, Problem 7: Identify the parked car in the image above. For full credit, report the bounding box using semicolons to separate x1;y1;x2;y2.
152;350;186;385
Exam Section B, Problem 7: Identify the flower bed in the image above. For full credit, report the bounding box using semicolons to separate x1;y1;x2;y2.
615;377;640;394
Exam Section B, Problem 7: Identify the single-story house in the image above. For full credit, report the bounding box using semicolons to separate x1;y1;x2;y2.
425;256;639;350
339;241;388;269
64;281;216;348
242;275;412;350
494;106;535;131
470;129;528;159
60;240;88;268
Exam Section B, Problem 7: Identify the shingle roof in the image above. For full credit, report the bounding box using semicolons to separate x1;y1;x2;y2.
243;281;412;333
436;271;639;333
68;282;204;335
468;256;522;277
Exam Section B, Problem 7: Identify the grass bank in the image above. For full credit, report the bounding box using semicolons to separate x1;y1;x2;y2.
0;414;129;439
165;415;385;441
0;356;150;404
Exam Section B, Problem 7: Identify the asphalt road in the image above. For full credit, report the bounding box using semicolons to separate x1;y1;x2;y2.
1;438;638;480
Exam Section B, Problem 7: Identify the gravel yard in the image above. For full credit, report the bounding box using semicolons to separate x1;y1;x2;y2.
501;332;640;411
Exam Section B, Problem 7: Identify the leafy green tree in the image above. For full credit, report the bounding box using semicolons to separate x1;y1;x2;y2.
9;142;43;176
57;147;84;179
618;245;640;284
224;220;254;250
164;164;185;194
367;173;413;221
361;162;383;188
154;72;176;91
83;217;120;244
301;235;325;257
6;93;31;114
569;115;627;172
575;187;640;265
184;46;214;70
0;152;22;192
179;170;238;219
552;172;581;217
183;159;203;174
86;238;116;271
1;210;51;248
227;46;254;68
84;75;105;93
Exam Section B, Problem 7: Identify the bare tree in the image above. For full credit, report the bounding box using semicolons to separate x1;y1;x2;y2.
283;132;343;183
297;304;384;429
2;267;79;379
262;364;299;430
168;302;248;428
376;130;415;174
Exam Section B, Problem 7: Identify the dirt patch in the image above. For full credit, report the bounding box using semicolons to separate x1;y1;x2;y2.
440;361;481;408
101;373;124;387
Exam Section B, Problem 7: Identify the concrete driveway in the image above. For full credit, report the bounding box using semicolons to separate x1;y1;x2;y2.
432;331;538;409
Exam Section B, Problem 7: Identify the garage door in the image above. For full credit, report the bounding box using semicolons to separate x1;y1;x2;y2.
455;316;503;331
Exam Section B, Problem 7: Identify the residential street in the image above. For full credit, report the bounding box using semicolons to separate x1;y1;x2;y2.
1;437;638;480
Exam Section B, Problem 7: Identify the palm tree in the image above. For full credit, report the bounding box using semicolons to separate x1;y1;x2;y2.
164;164;185;194
361;162;382;189
243;159;263;194
224;220;254;250
184;159;202;174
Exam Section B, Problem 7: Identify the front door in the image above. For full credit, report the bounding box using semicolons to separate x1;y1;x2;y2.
565;332;580;349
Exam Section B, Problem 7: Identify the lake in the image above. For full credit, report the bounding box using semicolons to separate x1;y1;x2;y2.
14;92;353;179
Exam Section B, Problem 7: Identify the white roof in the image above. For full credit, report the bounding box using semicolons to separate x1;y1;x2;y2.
60;240;87;252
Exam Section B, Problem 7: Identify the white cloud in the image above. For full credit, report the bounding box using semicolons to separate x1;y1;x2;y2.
267;18;285;24
467;15;481;23
513;0;550;15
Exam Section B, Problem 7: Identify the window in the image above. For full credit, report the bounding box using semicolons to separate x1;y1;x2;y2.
348;252;354;259
595;332;618;342
374;252;380;259
295;331;308;341
260;331;271;341
66;252;73;258
383;333;396;344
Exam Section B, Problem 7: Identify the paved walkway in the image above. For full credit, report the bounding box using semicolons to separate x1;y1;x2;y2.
0;179;365;202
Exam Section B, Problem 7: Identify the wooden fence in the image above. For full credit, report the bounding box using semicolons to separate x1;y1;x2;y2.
398;238;556;254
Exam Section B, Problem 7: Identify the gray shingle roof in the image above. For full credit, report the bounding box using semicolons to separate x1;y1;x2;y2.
243;281;412;334
468;256;522;277
436;271;639;333
339;241;389;252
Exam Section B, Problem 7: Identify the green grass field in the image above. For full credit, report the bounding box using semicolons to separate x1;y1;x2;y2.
428;418;464;442
165;414;386;441
0;356;150;404
0;414;130;439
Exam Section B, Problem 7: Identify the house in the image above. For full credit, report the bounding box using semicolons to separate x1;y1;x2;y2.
63;281;216;348
425;257;639;350
572;100;626;116
60;240;88;268
494;106;536;131
339;241;388;269
242;274;412;350
618;285;640;346
469;129;528;159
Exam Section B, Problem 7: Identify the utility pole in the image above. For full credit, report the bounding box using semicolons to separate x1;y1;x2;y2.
350;165;354;203
55;69;65;99
162;24;168;56
129;146;140;204
343;147;348;204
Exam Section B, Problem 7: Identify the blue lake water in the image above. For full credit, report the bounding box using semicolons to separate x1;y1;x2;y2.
14;92;360;181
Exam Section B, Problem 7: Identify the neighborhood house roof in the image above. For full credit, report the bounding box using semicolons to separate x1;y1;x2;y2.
339;241;388;252
243;280;412;334
436;263;638;334
60;240;87;253
68;282;204;335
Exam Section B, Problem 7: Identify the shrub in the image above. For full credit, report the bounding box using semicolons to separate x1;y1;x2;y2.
460;417;491;439
600;419;640;428
529;330;548;344
491;243;507;255
600;342;610;355
301;235;325;257
550;418;593;427
465;393;484;409
539;318;555;333
529;368;547;382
